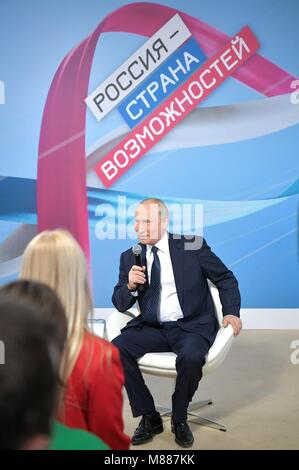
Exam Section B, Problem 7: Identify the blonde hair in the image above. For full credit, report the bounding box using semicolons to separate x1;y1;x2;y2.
20;229;92;383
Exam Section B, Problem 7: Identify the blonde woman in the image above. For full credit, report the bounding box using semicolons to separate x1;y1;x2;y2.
20;229;130;450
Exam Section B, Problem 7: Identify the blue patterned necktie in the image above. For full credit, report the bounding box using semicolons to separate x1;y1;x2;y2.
142;245;161;324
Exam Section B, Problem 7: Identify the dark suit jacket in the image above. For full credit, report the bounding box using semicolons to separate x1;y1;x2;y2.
112;234;241;344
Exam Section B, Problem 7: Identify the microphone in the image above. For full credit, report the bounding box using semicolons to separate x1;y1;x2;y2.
132;245;146;292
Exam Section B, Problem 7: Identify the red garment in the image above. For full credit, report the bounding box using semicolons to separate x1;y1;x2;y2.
58;331;131;450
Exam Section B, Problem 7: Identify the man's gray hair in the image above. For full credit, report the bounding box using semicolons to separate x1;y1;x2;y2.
138;198;169;218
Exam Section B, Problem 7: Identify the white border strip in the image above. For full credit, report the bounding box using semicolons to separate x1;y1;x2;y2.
94;308;299;330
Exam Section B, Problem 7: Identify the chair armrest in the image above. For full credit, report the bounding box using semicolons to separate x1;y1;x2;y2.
106;310;136;342
204;324;234;374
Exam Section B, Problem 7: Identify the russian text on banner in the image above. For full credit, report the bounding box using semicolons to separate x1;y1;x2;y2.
118;37;206;128
85;14;192;122
95;27;260;188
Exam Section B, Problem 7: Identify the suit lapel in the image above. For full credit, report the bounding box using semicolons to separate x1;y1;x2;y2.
168;234;184;309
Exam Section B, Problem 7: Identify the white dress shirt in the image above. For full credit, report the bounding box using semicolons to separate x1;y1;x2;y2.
146;232;184;322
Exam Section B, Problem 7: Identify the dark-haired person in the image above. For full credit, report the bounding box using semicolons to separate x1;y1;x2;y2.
0;281;109;450
0;295;59;450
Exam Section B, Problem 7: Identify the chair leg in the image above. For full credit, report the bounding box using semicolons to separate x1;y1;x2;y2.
187;412;227;432
155;405;172;417
186;399;227;431
187;399;213;412
154;380;226;431
156;400;226;431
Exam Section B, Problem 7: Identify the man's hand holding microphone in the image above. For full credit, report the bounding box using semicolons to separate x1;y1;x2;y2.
127;265;146;292
127;245;147;292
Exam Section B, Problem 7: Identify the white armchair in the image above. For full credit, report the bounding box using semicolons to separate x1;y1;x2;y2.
107;281;234;432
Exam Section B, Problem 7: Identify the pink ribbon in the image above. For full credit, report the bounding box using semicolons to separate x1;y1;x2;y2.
37;2;297;259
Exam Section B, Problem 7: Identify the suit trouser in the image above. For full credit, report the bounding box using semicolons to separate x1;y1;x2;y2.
112;322;210;423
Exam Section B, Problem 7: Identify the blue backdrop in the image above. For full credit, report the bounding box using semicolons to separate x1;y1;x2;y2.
0;0;298;308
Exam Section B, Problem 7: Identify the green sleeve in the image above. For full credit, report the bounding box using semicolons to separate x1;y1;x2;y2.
48;421;110;450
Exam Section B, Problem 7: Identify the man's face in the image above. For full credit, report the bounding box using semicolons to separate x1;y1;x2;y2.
134;202;168;245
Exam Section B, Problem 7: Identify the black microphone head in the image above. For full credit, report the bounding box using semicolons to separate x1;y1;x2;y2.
132;245;142;256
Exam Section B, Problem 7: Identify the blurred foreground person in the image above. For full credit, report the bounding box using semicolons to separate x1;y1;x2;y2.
0;280;109;450
21;230;130;449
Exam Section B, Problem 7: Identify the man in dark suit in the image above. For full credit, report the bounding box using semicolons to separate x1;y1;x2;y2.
112;198;242;447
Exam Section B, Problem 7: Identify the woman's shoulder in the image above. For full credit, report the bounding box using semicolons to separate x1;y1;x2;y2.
70;331;124;390
83;330;112;347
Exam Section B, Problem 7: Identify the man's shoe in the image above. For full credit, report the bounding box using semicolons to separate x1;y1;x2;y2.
171;419;194;448
132;414;163;445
